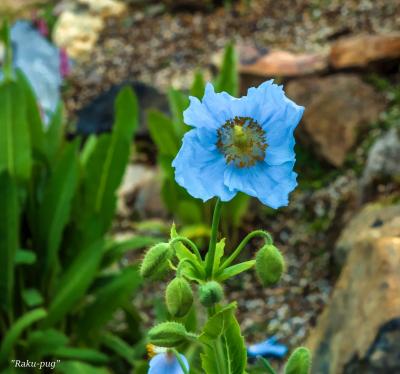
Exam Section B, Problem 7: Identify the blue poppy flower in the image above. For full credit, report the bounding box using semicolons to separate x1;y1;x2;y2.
148;352;189;374
172;81;304;208
247;336;288;358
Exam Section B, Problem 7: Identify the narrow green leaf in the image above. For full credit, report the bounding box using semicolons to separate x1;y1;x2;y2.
26;329;69;360
22;289;43;307
284;347;312;374
102;236;160;267
15;249;36;265
38;140;79;272
0;80;32;180
57;361;109;374
77;266;141;339
190;71;206;99
147;110;179;156
167;88;190;137
53;347;108;365
45;102;64;161
15;70;46;158
214;43;238;96
258;357;277;374
0;172;19;312
216;260;255;282
101;333;136;365
0;308;47;365
44;239;104;327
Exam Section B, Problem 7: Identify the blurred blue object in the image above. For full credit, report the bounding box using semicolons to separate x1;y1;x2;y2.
10;21;63;122
247;336;288;358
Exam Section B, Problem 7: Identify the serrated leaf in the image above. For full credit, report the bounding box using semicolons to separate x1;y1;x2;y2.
0;308;47;365
0;172;19;312
216;260;255;282
199;303;246;374
44;239;104;327
214;43;238;96
0;80;31;180
77;266;141;339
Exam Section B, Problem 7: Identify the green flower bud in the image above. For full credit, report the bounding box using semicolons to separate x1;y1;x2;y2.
140;243;172;279
166;277;193;318
284;347;312;374
255;244;284;287
199;281;223;307
148;321;188;347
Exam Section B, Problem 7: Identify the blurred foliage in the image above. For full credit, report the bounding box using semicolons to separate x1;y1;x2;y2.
0;21;158;373
147;43;250;244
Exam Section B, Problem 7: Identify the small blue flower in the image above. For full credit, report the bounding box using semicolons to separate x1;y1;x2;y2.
148;352;189;374
247;336;288;358
172;81;304;208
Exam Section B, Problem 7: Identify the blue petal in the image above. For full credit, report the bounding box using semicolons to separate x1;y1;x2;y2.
149;353;189;374
202;83;235;124
247;337;288;358
173;129;236;202
264;119;296;165
224;161;297;209
183;96;218;130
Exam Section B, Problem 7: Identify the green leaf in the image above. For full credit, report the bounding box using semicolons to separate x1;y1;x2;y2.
0;172;19;312
167;88;190;136
102;236;160;267
53;347;109;365
44;239;104;327
101;333;136;365
284;347;312;374
15;249;36;265
214;43;238;96
45;102;64;161
38;140;79;272
0;80;31;180
190;71;206;99
147;110;179;156
258;357;277;374
199;303;246;374
0;308;47;365
77;266;141;339
78;86;138;242
216;260;255;282
26;329;69;360
22;289;43;307
15;70;46;159
57;361;110;374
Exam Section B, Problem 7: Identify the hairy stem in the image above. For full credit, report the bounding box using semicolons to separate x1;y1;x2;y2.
205;198;222;278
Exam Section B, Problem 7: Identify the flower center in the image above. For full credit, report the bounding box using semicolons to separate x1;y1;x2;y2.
217;116;267;168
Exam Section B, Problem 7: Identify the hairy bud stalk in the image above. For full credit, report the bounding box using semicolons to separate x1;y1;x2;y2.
140;243;172;279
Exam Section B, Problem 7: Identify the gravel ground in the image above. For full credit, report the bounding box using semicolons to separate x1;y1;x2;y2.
64;0;400;114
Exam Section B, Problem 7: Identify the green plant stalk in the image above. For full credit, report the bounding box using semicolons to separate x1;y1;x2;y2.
1;20;13;81
205;198;222;278
170;236;202;262
171;348;189;374
219;229;273;271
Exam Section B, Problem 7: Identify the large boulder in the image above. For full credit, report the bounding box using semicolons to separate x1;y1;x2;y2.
286;74;385;167
307;202;400;374
330;34;400;69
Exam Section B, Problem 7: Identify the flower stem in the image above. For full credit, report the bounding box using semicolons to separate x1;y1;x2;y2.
171;349;189;374
219;229;272;271
205;198;222;278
